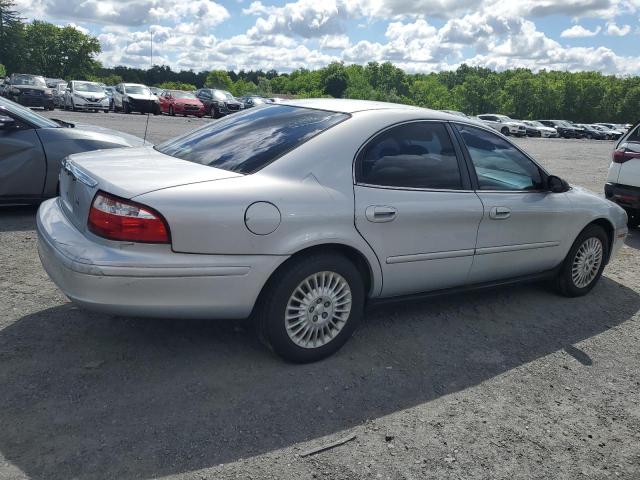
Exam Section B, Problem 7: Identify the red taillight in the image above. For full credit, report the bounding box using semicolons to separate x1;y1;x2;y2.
88;191;170;243
613;147;640;164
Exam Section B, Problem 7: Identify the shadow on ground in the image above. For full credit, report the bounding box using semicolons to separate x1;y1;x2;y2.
625;227;640;250
0;278;638;479
0;205;38;233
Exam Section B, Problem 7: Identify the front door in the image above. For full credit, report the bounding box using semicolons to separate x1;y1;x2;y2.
454;123;573;283
0;114;46;199
354;121;484;297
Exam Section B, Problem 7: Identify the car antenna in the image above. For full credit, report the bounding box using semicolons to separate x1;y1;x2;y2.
143;29;153;144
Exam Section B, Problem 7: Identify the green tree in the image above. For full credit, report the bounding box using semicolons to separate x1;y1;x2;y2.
156;81;196;90
0;0;23;74
205;70;233;90
0;63;5;77
320;61;348;98
22;21;100;78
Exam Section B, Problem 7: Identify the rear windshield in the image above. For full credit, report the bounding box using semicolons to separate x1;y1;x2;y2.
155;105;348;174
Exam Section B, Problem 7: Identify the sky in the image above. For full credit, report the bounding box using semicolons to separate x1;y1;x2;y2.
13;0;640;74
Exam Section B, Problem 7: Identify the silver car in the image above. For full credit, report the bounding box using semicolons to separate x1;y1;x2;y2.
37;99;628;362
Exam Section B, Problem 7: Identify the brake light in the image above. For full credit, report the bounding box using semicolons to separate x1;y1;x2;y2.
88;191;170;243
613;147;640;164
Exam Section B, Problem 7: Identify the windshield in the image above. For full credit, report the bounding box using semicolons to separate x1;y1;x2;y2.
213;90;234;101
75;82;103;93
171;91;196;99
125;85;151;95
12;75;46;87
155;105;348;174
527;121;544;127
0;96;59;128
496;115;514;121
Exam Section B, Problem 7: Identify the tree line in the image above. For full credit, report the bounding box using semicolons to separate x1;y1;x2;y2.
1;0;638;123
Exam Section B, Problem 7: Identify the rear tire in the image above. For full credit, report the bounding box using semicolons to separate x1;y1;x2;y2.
256;253;365;363
553;224;608;297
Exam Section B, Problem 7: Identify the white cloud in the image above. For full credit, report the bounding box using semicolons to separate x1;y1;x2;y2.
605;21;632;35
560;24;601;37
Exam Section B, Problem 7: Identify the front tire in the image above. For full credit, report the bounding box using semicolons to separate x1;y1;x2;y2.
123;102;131;114
554;224;608;297
500;127;510;136
257;253;365;363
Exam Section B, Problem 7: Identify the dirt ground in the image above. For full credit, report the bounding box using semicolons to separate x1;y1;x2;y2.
1;111;639;480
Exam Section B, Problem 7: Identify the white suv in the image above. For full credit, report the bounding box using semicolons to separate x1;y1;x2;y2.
605;123;640;227
476;114;527;137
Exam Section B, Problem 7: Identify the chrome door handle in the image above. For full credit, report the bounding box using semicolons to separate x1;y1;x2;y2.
489;206;511;220
365;205;397;223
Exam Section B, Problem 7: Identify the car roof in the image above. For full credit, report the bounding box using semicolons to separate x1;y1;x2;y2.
277;98;432;114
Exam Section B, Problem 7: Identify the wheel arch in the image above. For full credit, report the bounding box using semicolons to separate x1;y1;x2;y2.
587;217;615;263
255;242;380;317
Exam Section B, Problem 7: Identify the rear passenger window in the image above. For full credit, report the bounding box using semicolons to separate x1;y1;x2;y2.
357;122;463;189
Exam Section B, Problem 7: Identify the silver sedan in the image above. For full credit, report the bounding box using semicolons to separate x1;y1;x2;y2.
37;99;628;362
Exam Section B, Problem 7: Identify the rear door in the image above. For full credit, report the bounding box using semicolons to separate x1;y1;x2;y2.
454;123;572;283
354;121;484;297
0;113;46;199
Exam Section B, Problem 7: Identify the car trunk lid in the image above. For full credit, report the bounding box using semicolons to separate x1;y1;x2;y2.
59;146;241;232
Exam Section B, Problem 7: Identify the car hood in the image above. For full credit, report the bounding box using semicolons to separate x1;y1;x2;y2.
69;146;242;199
13;85;46;91
75;91;106;99
174;99;203;106
72;123;147;147
505;121;525;127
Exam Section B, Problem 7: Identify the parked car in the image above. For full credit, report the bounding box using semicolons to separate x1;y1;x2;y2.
240;95;271;109
0;96;144;204
605;122;640;227
597;123;626;136
592;124;623;140
36;99;627;363
5;74;54;110
521;120;558;138
568;122;587;138
104;86;115;111
195;88;243;118
64;81;110;112
575;124;608;140
440;109;469;118
113;83;160;114
52;82;68;108
517;120;541;137
158;90;205;117
538;120;580;138
45;78;66;89
0;77;9;97
476;114;526;136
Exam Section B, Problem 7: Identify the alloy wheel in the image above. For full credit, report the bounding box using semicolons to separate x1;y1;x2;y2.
571;237;603;288
284;271;352;349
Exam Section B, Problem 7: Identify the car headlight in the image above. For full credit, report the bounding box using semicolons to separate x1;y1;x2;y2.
10;87;20;94
44;88;53;95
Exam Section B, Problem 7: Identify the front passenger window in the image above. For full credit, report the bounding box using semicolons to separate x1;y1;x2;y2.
456;124;543;191
356;122;463;190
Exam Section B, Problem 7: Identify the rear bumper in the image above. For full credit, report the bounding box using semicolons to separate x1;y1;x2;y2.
605;183;640;211
36;198;287;319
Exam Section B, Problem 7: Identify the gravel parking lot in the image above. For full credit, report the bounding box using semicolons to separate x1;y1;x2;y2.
1;111;639;480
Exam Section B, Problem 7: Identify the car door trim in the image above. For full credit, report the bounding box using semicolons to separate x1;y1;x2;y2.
387;248;475;264
475;241;560;255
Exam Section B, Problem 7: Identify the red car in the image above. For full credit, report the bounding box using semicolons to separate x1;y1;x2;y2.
158;90;205;117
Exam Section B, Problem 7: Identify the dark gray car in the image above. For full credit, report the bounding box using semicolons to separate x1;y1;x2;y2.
0;96;144;204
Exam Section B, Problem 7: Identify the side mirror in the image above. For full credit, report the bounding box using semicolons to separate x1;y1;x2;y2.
547;175;569;193
0;115;16;130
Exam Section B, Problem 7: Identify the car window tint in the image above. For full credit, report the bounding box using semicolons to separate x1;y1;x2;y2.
357;122;462;189
456;124;542;191
155;105;348;174
627;125;640;143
